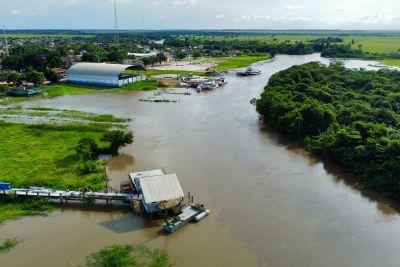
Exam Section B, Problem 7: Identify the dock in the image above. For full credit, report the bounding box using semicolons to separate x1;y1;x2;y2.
0;187;139;204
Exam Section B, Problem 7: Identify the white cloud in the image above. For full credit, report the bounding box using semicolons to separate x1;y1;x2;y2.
289;16;312;21
285;5;305;10
170;0;197;6
11;9;21;15
215;14;225;19
239;15;270;21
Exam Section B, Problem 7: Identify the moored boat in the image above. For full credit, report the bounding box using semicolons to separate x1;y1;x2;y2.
236;67;261;76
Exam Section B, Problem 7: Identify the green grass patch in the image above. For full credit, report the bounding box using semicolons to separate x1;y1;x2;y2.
0;197;54;224
377;59;400;67
213;55;271;70
0;81;166;105
0;122;108;191
120;80;164;91
0;238;20;253
86;244;171;267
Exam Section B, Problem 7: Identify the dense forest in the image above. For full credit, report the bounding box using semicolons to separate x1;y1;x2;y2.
255;62;400;200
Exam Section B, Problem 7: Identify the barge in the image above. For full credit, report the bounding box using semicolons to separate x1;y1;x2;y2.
163;204;210;233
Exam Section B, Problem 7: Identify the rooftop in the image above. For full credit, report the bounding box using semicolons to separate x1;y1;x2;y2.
139;174;184;204
67;62;136;76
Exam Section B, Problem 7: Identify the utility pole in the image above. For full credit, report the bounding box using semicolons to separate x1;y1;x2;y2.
113;0;120;45
3;26;9;57
141;14;144;44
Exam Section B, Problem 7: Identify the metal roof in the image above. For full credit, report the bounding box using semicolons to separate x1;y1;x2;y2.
67;63;135;76
129;169;164;184
139;174;184;203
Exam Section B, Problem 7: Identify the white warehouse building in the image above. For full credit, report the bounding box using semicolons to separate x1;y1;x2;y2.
67;63;145;87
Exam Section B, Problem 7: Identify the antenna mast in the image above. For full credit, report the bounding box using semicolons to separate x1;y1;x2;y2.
113;0;120;45
141;15;144;44
3;26;9;57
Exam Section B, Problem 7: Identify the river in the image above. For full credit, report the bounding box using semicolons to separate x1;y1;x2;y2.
1;54;400;267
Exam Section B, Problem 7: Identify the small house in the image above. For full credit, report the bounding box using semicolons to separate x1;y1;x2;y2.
129;170;185;213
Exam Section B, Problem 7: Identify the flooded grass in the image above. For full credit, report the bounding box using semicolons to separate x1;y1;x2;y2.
0;197;54;224
86;244;171;267
0;238;20;253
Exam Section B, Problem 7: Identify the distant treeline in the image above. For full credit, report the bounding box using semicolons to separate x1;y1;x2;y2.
255;62;400;201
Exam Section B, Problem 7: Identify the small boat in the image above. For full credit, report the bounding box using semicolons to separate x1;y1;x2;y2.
8;86;41;96
214;78;227;86
163;204;210;233
196;81;218;91
236;67;261;76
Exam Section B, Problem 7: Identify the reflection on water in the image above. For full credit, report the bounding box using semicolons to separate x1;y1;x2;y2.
107;154;135;171
3;54;400;267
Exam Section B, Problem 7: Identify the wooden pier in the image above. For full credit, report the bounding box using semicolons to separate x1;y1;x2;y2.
0;188;139;205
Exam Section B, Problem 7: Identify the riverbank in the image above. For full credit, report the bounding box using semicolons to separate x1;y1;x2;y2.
0;80;164;105
0;108;132;223
255;61;400;202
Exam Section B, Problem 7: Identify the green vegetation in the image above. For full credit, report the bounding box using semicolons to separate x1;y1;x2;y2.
0;238;20;253
0;107;129;124
120;80;164;91
0;81;163;105
255;62;400;201
86;245;171;267
377;59;400;67
5;33;94;39
0;197;54;224
213;55;271;70
0;121;108;190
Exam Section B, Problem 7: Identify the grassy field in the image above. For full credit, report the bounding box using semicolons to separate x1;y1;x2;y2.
5;34;94;39
0;80;161;105
377;59;400;67
212;55;271;70
193;34;400;54
0;121;110;190
0;107;130;223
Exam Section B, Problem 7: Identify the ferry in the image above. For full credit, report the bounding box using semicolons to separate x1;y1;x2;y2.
163;204;210;233
236;67;261;76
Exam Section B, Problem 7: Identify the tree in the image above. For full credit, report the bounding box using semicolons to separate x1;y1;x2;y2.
82;52;100;62
44;69;59;83
101;130;134;155
156;53;167;63
76;138;99;160
6;72;24;86
107;49;125;63
25;70;45;86
192;50;202;58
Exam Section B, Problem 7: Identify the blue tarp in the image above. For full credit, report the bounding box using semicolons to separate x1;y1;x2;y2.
0;183;11;190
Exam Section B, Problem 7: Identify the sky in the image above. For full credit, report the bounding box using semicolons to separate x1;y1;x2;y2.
1;0;400;30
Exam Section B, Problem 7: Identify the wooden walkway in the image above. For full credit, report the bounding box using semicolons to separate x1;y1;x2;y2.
0;188;139;204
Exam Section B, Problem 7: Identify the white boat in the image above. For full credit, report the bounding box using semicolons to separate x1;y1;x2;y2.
163;204;210;233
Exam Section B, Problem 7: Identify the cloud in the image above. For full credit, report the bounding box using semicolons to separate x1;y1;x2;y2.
170;0;197;6
285;5;305;10
289;16;312;21
215;14;226;19
11;9;21;15
239;15;270;21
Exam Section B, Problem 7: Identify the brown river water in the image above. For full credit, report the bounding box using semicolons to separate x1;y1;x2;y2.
2;54;400;267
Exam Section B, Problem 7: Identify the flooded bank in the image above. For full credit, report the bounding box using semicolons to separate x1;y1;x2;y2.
2;54;400;266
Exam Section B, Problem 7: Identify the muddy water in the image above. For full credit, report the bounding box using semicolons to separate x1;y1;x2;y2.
2;54;400;267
